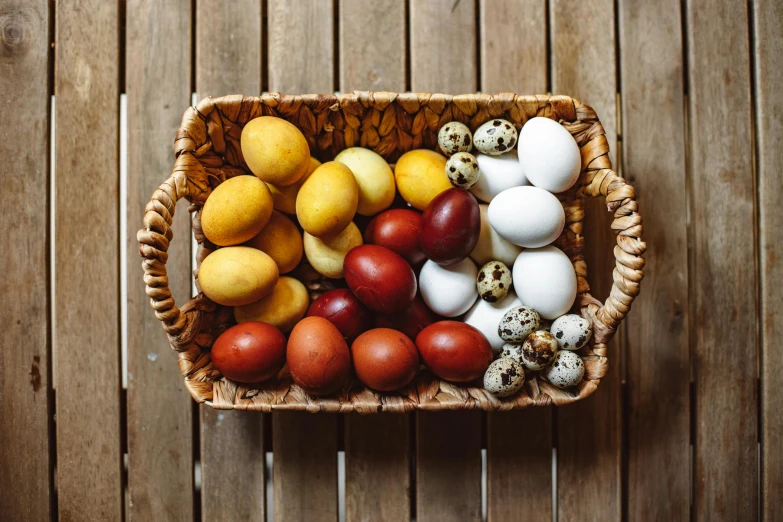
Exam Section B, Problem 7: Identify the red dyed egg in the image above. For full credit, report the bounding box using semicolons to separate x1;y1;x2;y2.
211;322;286;383
351;328;419;391
415;321;493;382
364;209;426;265
287;316;352;396
419;188;480;265
375;296;439;340
344;245;417;314
307;288;372;342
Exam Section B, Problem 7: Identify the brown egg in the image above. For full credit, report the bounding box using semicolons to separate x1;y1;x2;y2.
415;321;493;382
364;209;426;266
307;288;372;342
419;187;480;265
287;316;352;396
210;322;286;384
351;328;419;391
344;245;417;314
375;296;439;341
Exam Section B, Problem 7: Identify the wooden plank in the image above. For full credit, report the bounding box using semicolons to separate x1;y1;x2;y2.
125;1;193;520
408;3;481;521
195;2;266;520
550;1;621;520
618;0;690;519
339;4;411;521
755;2;783;519
266;3;339;522
0;1;53;520
479;2;552;521
54;0;122;520
410;0;477;94
686;1;758;519
339;0;405;92
273;413;339;522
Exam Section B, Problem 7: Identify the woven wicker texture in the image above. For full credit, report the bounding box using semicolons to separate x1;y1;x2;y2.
137;92;645;413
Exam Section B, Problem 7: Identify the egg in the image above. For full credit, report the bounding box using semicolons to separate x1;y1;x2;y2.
344;245;417;313
498;306;541;342
469;152;529;203
476;261;512;303
543;350;585;389
233;276;309;332
550;314;593;350
521;330;559;370
307;288;372;342
470;204;522;267
351;328;419;391
463;291;523;352
303;221;363;279
296;161;359;238
488;186;565;248
473;119;518;156
445;152;480;188
334;147;396;216
483;358;525;397
498;343;523;364
418;258;478;317
202;175;274;246
210;322;286;383
364;209;426;266
517;117;581;193
394;149;452;210
419;188;481;265
244;210;303;274
375;296;439;341
512;246;577;320
416;321;493;382
267;156;321;214
241;116;310;186
438;121;473;156
287;316;352;396
198;246;279;306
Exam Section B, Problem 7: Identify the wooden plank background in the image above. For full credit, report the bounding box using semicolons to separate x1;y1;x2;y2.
0;0;773;520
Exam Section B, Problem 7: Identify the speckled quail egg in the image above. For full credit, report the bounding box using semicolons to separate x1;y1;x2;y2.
438;122;473;156
498;343;523;364
477;261;512;303
483;358;525;397
543;350;585;388
521;330;559;370
551;314;593;350
446;152;480;188
498;306;541;342
474;119;518;156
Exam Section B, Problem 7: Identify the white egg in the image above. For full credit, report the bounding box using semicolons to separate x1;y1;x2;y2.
517;117;581;193
469;152;529;203
512;246;577;320
543;350;585;388
463;291;522;352
488;186;565;248
419;258;478;317
470;204;523;267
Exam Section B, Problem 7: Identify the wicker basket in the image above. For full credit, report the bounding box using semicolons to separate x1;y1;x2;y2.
138;92;645;413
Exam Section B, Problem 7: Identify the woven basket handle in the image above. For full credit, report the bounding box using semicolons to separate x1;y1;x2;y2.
581;167;645;347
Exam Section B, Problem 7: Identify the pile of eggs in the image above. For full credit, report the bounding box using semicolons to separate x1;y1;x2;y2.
197;112;590;399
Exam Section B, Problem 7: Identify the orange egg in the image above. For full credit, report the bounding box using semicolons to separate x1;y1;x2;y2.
287;316;351;396
351;328;419;391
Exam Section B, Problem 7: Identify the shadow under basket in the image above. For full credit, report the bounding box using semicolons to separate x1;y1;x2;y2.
138;92;646;413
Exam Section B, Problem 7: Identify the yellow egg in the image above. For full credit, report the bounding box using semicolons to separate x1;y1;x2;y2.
241;116;310;186
201;175;273;246
296;161;359;238
303;222;363;279
267;157;321;214
198;246;279;306
394;149;452;210
234;276;309;332
334;147;396;216
244;211;303;274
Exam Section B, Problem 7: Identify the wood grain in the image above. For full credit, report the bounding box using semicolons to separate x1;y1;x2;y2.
268;0;334;94
196;2;266;520
686;1;758;519
0;1;52;520
618;0;690;519
410;0;477;94
755;2;783;519
550;0;621;520
125;1;193;520
480;2;552;520
267;4;339;521
339;0;405;92
273;413;338;522
54;0;122;520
